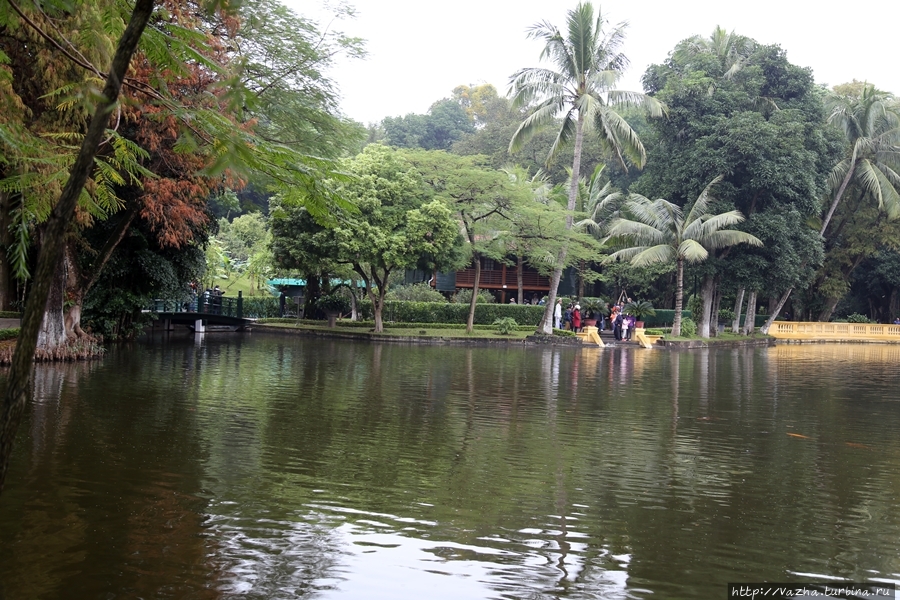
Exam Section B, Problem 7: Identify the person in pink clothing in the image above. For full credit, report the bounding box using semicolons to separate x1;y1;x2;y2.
572;304;582;333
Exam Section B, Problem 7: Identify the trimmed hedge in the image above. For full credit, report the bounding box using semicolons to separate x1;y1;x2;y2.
642;309;771;328
357;300;546;326
0;311;21;319
0;328;19;340
257;318;536;331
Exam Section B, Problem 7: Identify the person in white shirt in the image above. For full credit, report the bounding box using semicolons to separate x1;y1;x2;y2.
554;299;562;329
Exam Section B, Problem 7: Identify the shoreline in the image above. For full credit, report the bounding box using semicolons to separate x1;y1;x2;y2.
251;322;780;349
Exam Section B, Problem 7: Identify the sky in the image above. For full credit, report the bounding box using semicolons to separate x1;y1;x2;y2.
287;0;899;125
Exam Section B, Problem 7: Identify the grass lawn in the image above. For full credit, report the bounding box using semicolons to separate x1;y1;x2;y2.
213;272;272;297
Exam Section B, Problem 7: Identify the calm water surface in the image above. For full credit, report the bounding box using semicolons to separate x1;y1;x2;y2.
1;335;899;599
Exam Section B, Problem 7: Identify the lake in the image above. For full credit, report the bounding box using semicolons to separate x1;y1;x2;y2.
1;334;899;599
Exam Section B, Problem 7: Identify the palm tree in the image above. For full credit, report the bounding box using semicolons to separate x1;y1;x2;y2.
673;26;754;82
508;1;664;334
604;177;762;336
762;84;900;332
820;84;900;237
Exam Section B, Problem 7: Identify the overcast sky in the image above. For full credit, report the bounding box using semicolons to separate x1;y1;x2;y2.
286;0;898;125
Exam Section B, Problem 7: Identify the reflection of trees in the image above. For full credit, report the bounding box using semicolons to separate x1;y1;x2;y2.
5;339;900;597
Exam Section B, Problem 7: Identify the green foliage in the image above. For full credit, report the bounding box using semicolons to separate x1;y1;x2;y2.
242;296;280;318
845;313;874;323
644;328;664;335
623;300;656;318
451;289;496;304
641;309;692;328
553;328;576;337
357;300;545;326
0;312;21;319
383;99;474;150
679;317;697;337
717;308;735;322
386;283;447;303
687;296;702;320
0;328;19;341
316;293;351;314
580;297;608;318
493;317;518;335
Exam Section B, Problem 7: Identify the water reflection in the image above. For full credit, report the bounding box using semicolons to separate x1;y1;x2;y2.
1;337;899;599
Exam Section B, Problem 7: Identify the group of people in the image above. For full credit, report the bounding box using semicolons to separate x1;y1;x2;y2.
554;299;584;332
550;297;640;341
609;303;635;341
509;294;545;305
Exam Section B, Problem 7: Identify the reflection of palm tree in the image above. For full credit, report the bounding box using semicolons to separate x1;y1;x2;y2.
605;177;762;336
508;1;664;333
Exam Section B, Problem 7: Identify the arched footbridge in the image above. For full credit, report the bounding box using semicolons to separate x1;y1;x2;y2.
147;292;253;332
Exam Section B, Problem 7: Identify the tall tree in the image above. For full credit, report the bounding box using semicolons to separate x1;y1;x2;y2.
0;0;362;350
508;1;663;334
271;145;463;332
408;151;528;333
763;84;900;328
605;177;762;336
0;0;156;499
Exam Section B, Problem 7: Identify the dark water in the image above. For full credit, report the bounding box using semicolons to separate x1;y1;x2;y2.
1;335;899;599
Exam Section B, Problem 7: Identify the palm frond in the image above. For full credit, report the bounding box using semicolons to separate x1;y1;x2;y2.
678;239;708;262
684;175;723;225
702;229;763;251
630;244;675;267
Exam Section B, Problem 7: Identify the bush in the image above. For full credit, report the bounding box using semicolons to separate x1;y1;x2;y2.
386;283;447;303
717;308;735;322
0;328;19;340
243;296;280;318
845;313;873;323
316;293;351;313
644;328;664;335
451;289;495;304
493;317;518;335
357;299;545;326
679;317;697;337
687;296;702;320
553;328;576;337
623;300;655;319
0;311;21;319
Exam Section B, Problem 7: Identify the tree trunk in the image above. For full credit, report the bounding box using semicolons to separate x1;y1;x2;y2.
697;275;716;339
0;192;13;311
761;287;791;334
538;260;563;334
731;288;745;333
538;111;585;335
672;257;685;337
710;282;721;337
517;255;523;304
821;154;858;237
817;297;840;322
0;0;155;497
467;256;481;334
577;259;585;300
742;290;757;335
37;253;68;350
60;204;139;340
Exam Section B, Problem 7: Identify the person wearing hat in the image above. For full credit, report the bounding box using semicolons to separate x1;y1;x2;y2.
572;304;582;333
